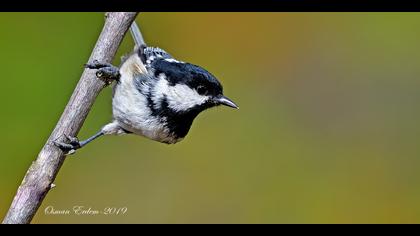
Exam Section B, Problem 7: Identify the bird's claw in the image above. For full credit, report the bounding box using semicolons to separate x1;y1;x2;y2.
84;60;111;69
53;135;81;155
85;60;120;85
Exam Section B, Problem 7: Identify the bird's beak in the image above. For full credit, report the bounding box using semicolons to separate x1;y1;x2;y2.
216;95;239;109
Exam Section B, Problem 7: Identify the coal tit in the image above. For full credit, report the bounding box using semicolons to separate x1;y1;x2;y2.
55;22;238;154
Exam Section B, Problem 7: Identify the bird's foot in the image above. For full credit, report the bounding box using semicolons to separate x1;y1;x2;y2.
85;60;120;85
53;135;81;155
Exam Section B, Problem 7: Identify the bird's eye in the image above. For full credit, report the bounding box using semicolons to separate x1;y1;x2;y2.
196;86;207;95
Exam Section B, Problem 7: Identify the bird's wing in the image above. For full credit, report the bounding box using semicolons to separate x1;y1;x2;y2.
137;46;173;67
143;47;173;60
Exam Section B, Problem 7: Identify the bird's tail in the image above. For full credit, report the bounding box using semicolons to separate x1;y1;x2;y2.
130;21;146;47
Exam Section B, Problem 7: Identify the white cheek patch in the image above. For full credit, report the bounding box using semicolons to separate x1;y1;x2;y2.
168;84;208;111
152;76;209;112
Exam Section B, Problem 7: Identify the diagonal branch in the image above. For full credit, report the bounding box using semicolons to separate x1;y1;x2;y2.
2;12;138;224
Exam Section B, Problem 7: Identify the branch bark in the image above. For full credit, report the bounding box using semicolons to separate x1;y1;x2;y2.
2;12;138;224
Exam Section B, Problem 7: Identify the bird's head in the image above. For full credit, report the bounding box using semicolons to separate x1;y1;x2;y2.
138;47;239;141
151;59;238;116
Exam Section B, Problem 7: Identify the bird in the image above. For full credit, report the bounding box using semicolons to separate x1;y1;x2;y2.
55;21;238;154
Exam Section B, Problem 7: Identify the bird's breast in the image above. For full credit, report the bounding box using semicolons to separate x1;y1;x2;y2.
112;73;182;144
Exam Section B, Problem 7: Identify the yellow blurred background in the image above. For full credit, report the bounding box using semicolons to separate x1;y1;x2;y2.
1;12;420;223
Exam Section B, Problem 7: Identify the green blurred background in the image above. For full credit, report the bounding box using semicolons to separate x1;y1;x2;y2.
1;12;420;223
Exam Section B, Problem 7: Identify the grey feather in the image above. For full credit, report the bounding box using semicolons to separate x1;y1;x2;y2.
130;21;146;47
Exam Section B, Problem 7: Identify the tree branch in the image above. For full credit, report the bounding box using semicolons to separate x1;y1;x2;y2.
2;12;138;224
